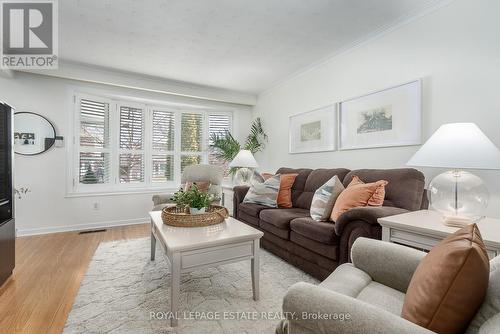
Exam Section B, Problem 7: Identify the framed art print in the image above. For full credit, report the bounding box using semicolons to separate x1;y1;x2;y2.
338;80;422;150
289;104;336;154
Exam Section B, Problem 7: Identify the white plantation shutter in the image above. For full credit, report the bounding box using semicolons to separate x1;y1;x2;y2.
120;106;144;150
180;112;204;173
181;113;203;152
152;110;174;151
119;153;144;183
80;99;110;148
78;98;111;184
119;105;145;183
180;155;202;173
208;113;232;176
208;114;231;144
73;93;233;192
79;152;111;184
152;154;174;182
151;109;175;182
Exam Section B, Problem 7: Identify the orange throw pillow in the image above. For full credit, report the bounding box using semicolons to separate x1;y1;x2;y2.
330;179;388;221
261;173;274;180
276;173;298;208
183;181;211;193
401;224;489;334
347;175;387;206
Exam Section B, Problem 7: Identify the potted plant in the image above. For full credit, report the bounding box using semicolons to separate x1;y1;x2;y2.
171;185;215;214
209;118;268;176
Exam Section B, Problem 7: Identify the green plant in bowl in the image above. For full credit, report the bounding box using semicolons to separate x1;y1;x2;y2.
171;185;216;214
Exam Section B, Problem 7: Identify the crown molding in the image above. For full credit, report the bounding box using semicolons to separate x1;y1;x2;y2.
17;59;257;106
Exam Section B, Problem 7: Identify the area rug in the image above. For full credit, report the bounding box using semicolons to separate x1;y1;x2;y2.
64;238;318;334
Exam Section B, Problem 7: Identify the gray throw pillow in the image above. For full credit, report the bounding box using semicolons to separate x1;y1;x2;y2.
243;174;281;207
310;175;345;221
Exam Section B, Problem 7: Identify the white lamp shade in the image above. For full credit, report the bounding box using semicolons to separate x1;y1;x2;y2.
407;123;500;170
229;150;259;168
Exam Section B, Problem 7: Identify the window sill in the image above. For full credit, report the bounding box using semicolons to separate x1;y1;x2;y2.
65;187;178;198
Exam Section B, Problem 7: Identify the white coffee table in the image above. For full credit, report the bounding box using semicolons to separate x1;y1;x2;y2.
149;211;264;327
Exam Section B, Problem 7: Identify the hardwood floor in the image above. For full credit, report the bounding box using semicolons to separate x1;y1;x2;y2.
0;223;150;334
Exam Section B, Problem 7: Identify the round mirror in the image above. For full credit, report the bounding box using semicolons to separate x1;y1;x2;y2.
14;112;56;155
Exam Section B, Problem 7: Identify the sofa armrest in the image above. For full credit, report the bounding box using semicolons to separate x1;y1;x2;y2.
233;185;250;217
351;237;426;292
152;193;174;206
280;282;433;334
334;206;409;235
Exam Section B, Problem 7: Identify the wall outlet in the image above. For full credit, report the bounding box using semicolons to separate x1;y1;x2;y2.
93;202;100;210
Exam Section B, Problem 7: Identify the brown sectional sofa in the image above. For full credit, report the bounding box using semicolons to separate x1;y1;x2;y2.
233;167;427;280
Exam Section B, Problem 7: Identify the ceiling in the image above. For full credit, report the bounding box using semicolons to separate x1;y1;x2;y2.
60;0;446;94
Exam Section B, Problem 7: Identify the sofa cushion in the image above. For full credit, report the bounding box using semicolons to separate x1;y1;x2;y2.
290;231;338;260
402;224;489;334
239;202;269;217
263;232;338;271
343;168;425;211
238;210;260;226
290;217;337;245
259;208;310;230
260;220;290;240
357;281;406;316
295;168;350;209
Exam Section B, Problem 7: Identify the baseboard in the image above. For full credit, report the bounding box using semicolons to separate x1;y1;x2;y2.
16;217;149;237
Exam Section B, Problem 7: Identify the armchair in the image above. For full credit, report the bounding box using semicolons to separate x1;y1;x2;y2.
277;237;500;334
151;164;224;211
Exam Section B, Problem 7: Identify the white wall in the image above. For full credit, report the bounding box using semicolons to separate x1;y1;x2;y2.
253;0;500;217
0;72;252;235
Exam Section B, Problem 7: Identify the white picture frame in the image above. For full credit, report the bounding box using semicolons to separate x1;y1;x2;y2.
338;79;422;150
289;104;337;154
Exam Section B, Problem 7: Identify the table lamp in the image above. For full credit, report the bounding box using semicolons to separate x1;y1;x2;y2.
407;123;500;227
229;150;259;185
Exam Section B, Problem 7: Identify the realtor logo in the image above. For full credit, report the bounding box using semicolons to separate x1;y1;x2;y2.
1;0;58;69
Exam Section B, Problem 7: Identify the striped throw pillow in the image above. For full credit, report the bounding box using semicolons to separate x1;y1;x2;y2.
310;175;345;221
243;174;281;207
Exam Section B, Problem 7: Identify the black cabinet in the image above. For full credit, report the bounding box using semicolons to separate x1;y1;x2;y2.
0;102;14;286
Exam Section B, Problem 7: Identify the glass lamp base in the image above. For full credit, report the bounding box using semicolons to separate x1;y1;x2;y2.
428;170;489;223
233;168;253;186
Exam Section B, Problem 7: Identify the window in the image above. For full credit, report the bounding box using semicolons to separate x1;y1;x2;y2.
208;113;232;176
180;113;204;174
151;109;175;183
119;105;145;184
78;98;111;184
71;93;232;194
